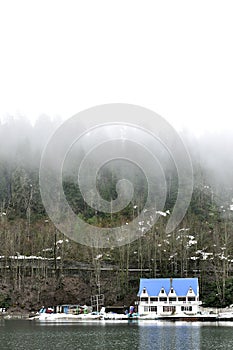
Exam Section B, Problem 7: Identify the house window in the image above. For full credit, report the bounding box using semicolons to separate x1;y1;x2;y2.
181;306;192;312
159;297;167;302
144;306;148;312
150;297;158;302
171;288;174;293
161;289;165;294
141;297;148;302
188;297;195;302
169;297;176;302
149;306;157;312
163;306;176;313
189;288;193;293
178;297;186;302
142;288;146;294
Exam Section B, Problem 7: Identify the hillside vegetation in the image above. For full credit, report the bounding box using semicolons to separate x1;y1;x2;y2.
0;117;233;311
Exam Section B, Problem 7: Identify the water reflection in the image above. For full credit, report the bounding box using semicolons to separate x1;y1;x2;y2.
1;320;233;350
139;321;200;350
200;324;233;350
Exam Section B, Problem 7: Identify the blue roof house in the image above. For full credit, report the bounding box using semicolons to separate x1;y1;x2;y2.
137;277;201;316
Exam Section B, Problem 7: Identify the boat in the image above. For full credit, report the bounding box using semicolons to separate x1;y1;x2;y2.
217;312;233;321
101;312;128;320
30;305;102;321
32;312;102;321
99;306;139;321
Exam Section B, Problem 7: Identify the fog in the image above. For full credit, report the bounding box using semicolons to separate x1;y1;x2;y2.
0;114;233;207
183;129;233;206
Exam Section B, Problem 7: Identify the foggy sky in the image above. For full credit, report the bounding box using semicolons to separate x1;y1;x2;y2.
0;114;232;205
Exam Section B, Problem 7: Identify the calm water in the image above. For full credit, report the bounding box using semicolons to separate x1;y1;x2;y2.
0;320;233;350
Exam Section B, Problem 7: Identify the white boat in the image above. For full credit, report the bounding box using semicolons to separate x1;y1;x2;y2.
217;312;233;320
139;312;158;320
31;309;102;321
102;312;129;320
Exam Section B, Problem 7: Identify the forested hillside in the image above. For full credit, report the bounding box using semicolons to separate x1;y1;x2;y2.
0;116;233;312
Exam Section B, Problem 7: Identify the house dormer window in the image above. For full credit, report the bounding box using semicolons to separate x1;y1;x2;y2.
171;288;174;294
161;289;165;294
143;288;146;294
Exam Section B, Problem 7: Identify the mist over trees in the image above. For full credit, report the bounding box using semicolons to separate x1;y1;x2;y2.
0;114;233;310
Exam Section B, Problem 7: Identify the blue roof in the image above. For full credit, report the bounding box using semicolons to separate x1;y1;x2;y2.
138;278;198;296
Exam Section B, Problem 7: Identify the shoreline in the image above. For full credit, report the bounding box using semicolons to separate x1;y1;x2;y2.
1;306;233;322
0;312;224;323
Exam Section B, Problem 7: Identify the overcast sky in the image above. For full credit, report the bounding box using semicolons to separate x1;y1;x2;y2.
0;0;233;135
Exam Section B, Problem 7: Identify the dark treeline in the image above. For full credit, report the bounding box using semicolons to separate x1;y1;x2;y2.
0;115;233;311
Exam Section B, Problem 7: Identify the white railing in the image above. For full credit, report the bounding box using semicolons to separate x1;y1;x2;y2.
140;301;199;307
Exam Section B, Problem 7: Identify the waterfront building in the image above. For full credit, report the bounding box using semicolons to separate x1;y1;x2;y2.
137;277;201;316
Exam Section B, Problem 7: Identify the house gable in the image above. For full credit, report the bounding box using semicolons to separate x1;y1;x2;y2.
168;287;177;297
158;287;167;297
139;287;149;298
187;287;196;296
